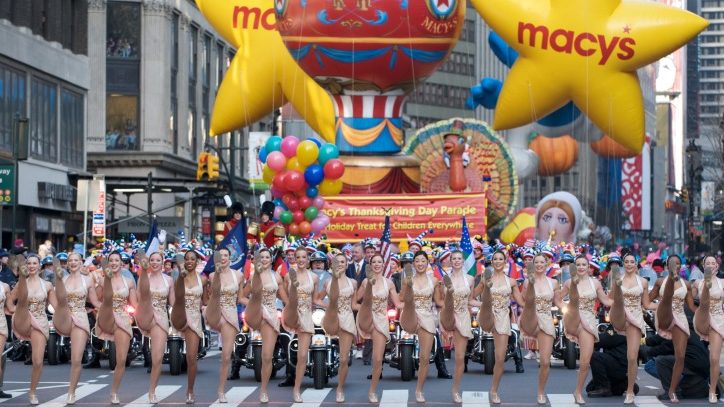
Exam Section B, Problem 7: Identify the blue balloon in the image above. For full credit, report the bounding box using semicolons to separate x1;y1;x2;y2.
258;146;268;163
265;135;282;152
304;164;325;186
306;186;319;198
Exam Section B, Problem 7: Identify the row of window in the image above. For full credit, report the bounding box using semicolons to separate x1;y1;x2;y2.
0;62;84;168
438;52;476;77
408;83;471;109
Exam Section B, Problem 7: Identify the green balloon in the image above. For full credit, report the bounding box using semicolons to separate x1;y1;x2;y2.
280;210;293;225
304;206;318;221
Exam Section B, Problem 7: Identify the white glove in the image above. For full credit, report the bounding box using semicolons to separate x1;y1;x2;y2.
159;230;167;244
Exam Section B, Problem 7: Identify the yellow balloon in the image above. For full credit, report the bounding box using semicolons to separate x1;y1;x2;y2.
196;0;335;141
470;0;707;153
319;179;343;196
296;140;319;167
262;165;275;184
286;156;302;172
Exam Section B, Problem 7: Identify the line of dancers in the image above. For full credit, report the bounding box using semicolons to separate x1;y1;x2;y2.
3;246;723;405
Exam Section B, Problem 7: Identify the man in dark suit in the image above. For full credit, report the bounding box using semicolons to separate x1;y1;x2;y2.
345;243;368;362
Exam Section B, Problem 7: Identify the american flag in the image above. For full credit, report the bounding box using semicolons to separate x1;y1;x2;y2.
460;217;476;276
381;215;393;278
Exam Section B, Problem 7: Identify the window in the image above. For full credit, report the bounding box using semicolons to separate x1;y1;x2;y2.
216;42;225;91
0;64;26;153
188;26;199;157
106;95;139;150
30;78;58;162
106;2;141;59
202;35;211;136
60;89;84;168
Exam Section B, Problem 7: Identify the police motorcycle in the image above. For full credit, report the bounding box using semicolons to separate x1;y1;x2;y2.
467;307;524;374
551;303;577;369
384;306;438;381
87;304;144;370
46;303;71;365
238;309;288;382
288;251;341;389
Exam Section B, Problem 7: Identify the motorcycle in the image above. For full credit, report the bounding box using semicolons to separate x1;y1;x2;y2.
239;310;287;382
551;304;577;369
163;325;211;375
385;308;436;381
89;305;143;370
285;308;340;389
467;307;524;375
46;305;70;365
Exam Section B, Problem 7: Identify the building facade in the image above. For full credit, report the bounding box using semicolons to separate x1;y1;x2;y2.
0;1;89;251
85;0;250;241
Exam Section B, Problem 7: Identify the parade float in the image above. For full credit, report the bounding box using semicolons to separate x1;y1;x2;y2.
196;0;707;242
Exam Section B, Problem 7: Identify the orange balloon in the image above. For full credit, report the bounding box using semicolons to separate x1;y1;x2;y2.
288;223;300;236
529;135;578;176
298;221;312;236
590;135;639;159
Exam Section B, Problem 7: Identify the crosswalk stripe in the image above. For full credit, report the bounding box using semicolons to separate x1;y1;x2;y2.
379;389;408;407
633;395;667;406
291;388;331;407
37;384;107;407
462;391;489;406
0;391;25;403
126;385;181;406
546;393;578;407
209;386;257;407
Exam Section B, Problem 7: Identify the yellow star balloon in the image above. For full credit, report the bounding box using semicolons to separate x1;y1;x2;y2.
471;0;707;152
196;0;335;140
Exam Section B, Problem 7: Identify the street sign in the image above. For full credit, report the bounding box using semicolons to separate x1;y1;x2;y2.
0;165;14;206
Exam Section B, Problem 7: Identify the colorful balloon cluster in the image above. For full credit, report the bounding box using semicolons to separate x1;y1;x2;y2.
259;135;345;237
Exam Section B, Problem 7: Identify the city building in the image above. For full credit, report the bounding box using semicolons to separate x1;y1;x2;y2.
0;1;89;250
85;0;254;242
696;0;724;255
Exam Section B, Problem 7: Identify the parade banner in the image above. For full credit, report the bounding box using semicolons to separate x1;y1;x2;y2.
322;193;486;243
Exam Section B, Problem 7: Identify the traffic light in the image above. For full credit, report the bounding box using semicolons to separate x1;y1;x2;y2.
196;151;209;181
680;188;689;203
206;154;220;180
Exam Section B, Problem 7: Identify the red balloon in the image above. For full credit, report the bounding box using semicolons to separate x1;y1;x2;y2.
287;196;300;211
298;221;312;236
294;185;309;197
285;170;305;191
292;210;305;224
272;172;288;192
288;223;300;236
282;193;294;207
323;159;345;180
298;196;313;209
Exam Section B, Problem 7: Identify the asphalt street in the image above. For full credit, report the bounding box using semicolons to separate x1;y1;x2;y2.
0;351;715;406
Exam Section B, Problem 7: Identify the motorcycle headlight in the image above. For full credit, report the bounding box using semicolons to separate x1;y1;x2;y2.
401;330;413;340
389;323;396;332
605;313;610;323
471;319;479;328
561;305;568;314
47;304;55;314
312;309;325;327
553;316;559;326
242;324;249;333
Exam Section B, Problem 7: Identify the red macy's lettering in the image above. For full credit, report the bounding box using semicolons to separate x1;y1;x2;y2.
517;22;635;65
232;6;276;30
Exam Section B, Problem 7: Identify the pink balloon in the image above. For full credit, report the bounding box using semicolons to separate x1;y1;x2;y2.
298;196;313;209
317;213;330;227
285;170;305;191
267;151;287;172
313;196;326;209
280;136;300;158
270;185;283;199
310;218;326;233
273;206;284;220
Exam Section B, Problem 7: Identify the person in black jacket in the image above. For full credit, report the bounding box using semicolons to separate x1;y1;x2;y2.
641;312;716;400
587;325;639;397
